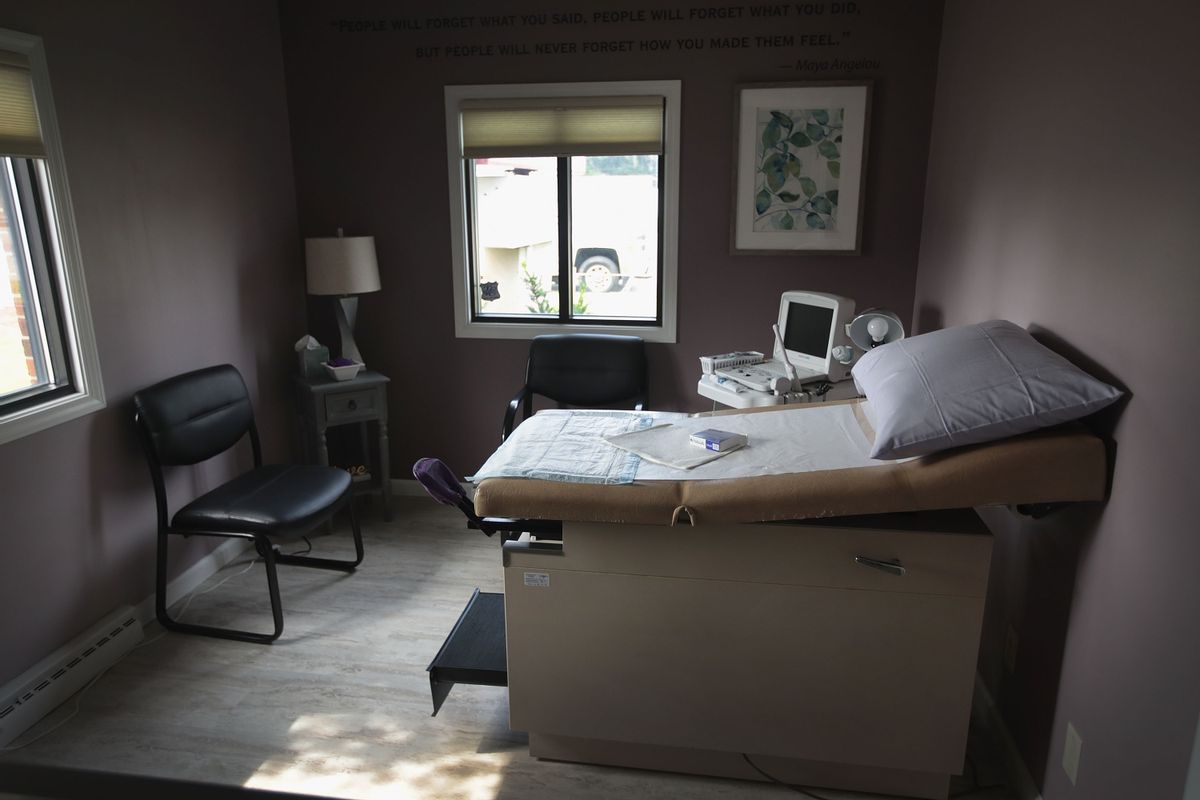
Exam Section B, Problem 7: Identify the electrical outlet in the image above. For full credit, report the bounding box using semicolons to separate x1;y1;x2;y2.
1004;624;1019;673
1063;721;1082;785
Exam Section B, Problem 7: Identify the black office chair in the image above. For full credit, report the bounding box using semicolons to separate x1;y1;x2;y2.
503;333;647;441
133;364;364;644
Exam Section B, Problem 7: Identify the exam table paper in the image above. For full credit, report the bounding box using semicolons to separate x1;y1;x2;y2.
467;410;685;485
633;402;900;481
471;403;911;485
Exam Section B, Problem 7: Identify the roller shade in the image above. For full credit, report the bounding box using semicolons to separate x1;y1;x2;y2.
461;95;664;158
0;50;43;158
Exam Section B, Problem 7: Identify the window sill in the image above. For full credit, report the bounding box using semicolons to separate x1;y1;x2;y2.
456;318;676;343
0;388;105;446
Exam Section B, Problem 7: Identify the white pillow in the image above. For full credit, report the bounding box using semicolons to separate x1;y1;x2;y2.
852;320;1122;460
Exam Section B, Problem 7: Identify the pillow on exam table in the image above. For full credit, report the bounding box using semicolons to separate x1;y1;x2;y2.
851;319;1122;460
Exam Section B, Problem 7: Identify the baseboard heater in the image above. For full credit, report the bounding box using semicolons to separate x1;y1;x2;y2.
0;605;143;748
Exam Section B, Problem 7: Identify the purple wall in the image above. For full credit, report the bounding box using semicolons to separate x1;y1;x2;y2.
279;0;943;474
0;1;303;685
916;1;1200;797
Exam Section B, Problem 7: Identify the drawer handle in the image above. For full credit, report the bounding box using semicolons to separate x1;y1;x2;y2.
855;556;906;577
347;399;358;411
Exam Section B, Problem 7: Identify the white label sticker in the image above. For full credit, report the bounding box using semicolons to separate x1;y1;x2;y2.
523;571;550;588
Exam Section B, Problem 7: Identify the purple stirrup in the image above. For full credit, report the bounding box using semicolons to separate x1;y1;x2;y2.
413;457;469;507
413;457;561;541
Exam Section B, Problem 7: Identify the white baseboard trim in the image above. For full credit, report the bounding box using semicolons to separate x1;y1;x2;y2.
974;674;1044;800
132;537;252;626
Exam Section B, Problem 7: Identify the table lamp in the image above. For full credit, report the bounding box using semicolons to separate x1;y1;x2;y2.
305;228;380;365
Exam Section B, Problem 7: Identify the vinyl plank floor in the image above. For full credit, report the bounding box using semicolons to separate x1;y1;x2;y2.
1;497;1018;800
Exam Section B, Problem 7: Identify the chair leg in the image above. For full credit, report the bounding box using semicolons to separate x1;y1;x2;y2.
153;490;361;645
155;530;284;644
260;539;285;639
348;493;365;564
274;491;364;572
154;526;170;624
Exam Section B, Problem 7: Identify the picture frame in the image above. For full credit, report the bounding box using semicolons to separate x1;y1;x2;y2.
731;81;872;255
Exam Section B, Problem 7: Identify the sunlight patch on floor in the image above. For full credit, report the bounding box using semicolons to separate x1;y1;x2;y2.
242;713;510;800
281;713;416;746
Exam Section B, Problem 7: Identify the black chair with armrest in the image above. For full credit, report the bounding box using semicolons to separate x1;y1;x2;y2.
133;364;363;644
503;333;648;441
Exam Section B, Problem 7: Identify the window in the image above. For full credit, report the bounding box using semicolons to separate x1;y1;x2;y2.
0;29;103;444
445;81;680;342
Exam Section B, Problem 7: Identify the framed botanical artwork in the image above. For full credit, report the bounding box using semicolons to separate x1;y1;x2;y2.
731;81;872;254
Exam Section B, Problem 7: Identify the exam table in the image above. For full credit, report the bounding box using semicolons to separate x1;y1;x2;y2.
421;400;1108;800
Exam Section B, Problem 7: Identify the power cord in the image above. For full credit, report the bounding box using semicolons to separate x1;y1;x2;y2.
0;669;112;753
137;536;311;649
743;750;1007;800
130;555;264;653
168;557;260;622
740;754;835;800
287;536;313;556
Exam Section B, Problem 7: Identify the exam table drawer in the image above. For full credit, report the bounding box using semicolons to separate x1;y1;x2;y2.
504;512;992;599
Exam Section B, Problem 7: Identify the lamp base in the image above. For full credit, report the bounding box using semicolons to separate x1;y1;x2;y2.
335;296;364;365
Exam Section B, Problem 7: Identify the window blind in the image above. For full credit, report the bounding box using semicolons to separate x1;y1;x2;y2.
460;95;664;158
0;50;43;158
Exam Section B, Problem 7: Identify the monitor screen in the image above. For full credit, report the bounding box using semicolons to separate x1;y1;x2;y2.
783;302;835;359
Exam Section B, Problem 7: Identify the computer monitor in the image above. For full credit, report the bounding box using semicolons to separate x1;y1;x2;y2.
774;291;856;382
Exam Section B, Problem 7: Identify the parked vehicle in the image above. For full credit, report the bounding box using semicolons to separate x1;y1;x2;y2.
558;237;653;294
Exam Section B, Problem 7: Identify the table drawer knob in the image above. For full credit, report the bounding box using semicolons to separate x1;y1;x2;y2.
348;399;358;410
854;556;906;577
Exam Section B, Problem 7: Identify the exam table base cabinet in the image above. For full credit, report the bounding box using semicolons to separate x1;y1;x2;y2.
502;513;993;800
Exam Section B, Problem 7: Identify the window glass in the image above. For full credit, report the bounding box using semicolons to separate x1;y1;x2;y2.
0;175;37;396
569;155;658;321
0;157;64;402
466;154;663;324
471;156;559;318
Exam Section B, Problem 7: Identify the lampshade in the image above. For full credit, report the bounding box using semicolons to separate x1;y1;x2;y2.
305;234;380;296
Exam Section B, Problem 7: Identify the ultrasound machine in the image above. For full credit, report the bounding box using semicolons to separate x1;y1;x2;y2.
697;291;903;408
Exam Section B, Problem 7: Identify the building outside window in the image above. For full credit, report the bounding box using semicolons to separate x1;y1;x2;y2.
0;29;103;444
445;81;680;343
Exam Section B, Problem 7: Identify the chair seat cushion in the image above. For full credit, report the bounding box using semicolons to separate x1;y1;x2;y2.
173;465;352;534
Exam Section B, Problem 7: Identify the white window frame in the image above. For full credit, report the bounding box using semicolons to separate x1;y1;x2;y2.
0;28;104;445
445;80;680;343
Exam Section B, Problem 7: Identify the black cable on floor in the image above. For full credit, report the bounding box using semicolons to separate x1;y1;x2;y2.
287;536;313;556
951;783;1008;798
744;748;1007;800
740;754;835;800
950;752;1007;798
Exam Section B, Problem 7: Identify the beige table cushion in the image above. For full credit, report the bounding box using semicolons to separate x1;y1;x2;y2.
473;401;1108;525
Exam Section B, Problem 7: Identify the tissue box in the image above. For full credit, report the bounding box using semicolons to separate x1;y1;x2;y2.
688;428;747;453
298;346;330;379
